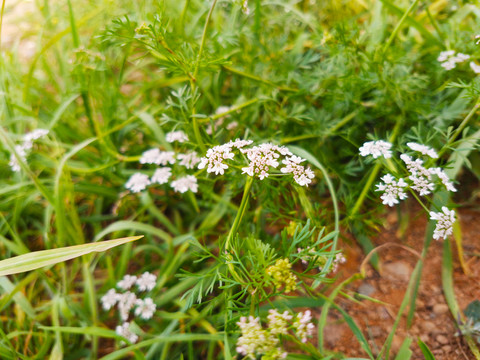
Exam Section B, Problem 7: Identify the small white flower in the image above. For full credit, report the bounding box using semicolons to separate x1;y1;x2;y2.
216;106;231;115
9;144;28;172
117;275;138;290
228;139;253;149
117;291;137;321
438;51;470;70
241;143;291;180
242;0;250;14
441;60;457;71
136;272;157;292
359;140;393;159
125;173;151;193
140;149;176;165
437;50;455;62
400;154;435;196
470;62;480;74
236;316;264;358
23;129;49;145
429;167;457;192
332;252;347;273
198;144;235;175
456;53;470;61
151;167;171;184
116;322;138;344
101;289;119;310
166;130;188;143
177;152;201;169
236;316;284;359
430;206;456;240
267;310;292;335
227;121;238;130
410;174;435;196
280;155;315;186
134;297;156;320
375;174;408;207
293;311;315;343
171;175;198;193
406;142;438;158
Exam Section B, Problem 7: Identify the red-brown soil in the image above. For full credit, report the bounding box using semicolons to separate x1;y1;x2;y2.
322;206;480;359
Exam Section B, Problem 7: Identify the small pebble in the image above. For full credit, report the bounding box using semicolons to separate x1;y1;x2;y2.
436;334;449;345
421;321;436;333
358;283;376;296
433;304;449;315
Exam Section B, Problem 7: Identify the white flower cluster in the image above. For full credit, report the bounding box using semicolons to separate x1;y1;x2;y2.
280;155;315;186
199;140;315;186
101;272;157;345
293;310;315;343
406;142;438;158
471;62;480;74
430;206;456;240
437;50;470;70
361;140;457;241
166;130;188;143
360;140;456;205
198;144;236;175
9;129;49;172
125;130;201;194
236;316;284;360
236;309;315;359
331;252;347;273
359;140;392;159
375;174;408;206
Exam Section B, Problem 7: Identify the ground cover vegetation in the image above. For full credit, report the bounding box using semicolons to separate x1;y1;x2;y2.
1;0;480;358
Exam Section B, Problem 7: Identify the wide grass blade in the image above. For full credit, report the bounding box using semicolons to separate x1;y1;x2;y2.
0;236;142;277
417;339;435;360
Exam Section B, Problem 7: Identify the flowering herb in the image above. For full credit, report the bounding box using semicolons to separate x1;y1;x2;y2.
236;309;316;359
101;272;158;345
198;140;315;186
360;139;458;241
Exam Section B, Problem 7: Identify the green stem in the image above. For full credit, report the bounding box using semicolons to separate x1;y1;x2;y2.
189;0;218;153
193;0;219;82
222;65;298;92
314;160;339;277
350;119;402;219
224;177;254;285
409;190;430;214
383;0;420;55
225;176;253;252
180;0;190;33
204;98;259;122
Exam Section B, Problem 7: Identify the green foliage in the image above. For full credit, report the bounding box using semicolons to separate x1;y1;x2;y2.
1;0;480;358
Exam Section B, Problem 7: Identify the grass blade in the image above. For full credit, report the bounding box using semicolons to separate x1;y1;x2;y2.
0;236;143;277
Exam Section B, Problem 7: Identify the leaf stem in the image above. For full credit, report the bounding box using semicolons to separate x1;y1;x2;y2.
225;176;253;252
383;0;420;55
350;119;402;219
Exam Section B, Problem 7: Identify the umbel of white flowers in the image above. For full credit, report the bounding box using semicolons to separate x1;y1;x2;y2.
125;130;200;194
198;140;315;186
9;129;49;172
101;272;157;345
236;309;315;359
360;140;457;240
